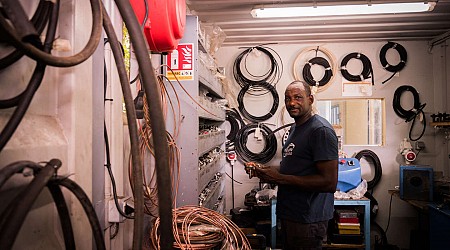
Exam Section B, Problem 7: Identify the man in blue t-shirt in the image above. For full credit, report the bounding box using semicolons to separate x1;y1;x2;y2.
248;81;338;250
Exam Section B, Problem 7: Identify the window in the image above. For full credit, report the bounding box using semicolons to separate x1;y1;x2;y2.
316;99;385;146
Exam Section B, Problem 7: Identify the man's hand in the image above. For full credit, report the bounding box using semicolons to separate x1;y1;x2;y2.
244;162;281;183
254;165;281;184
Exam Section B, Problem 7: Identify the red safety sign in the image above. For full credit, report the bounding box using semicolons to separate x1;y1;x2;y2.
166;43;194;81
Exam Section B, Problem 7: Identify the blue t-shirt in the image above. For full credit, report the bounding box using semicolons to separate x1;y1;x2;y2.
277;115;338;223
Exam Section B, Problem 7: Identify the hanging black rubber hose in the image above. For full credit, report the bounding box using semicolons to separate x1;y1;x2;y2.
393;85;427;141
0;0;53;108
0;0;52;70
102;4;146;249
50;176;106;250
0;159;105;249
47;182;76;250
354;149;382;190
0;0;40;45
235;123;277;164
0;159;61;250
226;108;245;141
302;56;333;87
233;45;282;88
237;82;279;122
340;52;374;85
111;1;173;249
0;161;42;189
0;0;102;67
0;0;58;152
379;42;407;84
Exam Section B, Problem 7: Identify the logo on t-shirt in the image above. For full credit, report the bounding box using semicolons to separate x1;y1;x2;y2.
283;143;295;157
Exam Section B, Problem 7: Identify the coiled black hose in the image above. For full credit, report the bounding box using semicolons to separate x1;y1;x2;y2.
0;0;40;45
50;176;106;250
0;0;102;67
393;85;426;141
0;159;105;250
354;149;382;190
0;159;61;250
0;0;59;152
379;42;407;84
226;108;245;141
233;45;282;88
235;123;277;164
302;56;333;87
237;82;279;122
47;181;76;250
340;52;374;85
0;0;52;70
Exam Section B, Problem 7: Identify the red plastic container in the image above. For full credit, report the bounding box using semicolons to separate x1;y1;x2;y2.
130;0;186;52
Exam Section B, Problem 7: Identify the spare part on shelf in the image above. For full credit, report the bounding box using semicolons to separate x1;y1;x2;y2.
379;41;407;84
130;0;186;52
340;52;374;85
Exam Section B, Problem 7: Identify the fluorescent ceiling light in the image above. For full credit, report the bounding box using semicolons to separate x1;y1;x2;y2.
251;2;435;18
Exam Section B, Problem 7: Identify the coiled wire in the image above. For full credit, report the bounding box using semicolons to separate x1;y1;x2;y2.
293;46;337;93
354;149;382;190
340;52;374;85
233;45;282;88
235;123;277;164
302;56;333;87
379;42;407;84
237;82;279;123
393;85;426;141
226;108;245;141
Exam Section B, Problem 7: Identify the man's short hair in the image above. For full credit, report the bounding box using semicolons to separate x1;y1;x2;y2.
287;81;311;96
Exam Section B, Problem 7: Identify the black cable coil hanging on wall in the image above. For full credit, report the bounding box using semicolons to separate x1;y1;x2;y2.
235;123;277;164
233;45;283;88
340;52;374;85
354;149;382;190
302;56;333;87
393;85;427;141
379;41;407;84
237;82;279;123
226;108;245;141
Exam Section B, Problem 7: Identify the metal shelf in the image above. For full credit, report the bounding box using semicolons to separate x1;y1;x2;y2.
198;130;226;156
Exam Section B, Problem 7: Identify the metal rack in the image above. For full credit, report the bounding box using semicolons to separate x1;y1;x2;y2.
165;15;226;210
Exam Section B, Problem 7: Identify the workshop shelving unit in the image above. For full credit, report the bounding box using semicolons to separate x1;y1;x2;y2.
165;15;226;212
271;199;370;249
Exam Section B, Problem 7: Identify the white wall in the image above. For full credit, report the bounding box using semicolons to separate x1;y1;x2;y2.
216;40;444;249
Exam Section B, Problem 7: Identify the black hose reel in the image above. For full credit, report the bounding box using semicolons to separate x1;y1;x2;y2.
340;52;374;85
302;56;333;87
379;42;407;84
